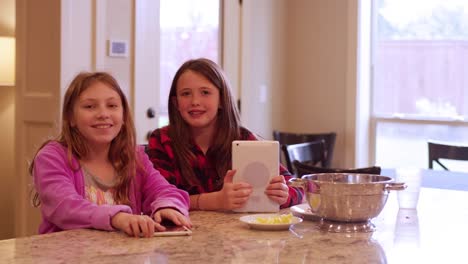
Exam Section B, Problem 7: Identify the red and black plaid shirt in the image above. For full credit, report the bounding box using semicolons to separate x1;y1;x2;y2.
147;126;303;208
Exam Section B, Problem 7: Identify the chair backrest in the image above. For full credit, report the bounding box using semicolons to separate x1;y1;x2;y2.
428;140;468;170
141;144;149;155
293;160;381;178
283;141;326;175
273;130;336;167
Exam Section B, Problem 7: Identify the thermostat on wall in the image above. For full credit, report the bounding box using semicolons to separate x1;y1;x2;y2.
108;40;128;57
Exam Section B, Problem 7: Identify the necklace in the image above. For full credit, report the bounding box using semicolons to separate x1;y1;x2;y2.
82;165;117;190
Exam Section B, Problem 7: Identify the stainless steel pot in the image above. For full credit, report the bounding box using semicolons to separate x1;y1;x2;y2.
289;173;406;222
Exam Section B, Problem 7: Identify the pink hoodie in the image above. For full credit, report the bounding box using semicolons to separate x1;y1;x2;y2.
33;141;190;234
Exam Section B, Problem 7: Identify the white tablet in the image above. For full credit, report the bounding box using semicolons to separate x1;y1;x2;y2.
232;140;280;213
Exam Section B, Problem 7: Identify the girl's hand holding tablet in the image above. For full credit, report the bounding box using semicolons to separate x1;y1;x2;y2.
264;175;289;205
217;170;253;210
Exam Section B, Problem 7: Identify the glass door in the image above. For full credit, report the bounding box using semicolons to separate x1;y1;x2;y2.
371;0;468;171
158;0;221;127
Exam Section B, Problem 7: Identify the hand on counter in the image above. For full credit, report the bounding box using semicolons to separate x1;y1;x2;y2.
111;212;164;238
153;208;192;229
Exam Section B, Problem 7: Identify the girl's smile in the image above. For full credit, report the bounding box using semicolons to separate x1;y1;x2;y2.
92;124;113;128
188;109;206;117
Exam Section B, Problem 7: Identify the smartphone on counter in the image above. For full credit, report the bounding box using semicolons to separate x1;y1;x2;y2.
153;225;192;237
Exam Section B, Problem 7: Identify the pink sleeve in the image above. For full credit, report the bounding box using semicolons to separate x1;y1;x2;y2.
33;143;132;231
138;147;190;217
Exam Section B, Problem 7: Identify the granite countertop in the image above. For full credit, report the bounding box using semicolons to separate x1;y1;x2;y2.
1;188;467;264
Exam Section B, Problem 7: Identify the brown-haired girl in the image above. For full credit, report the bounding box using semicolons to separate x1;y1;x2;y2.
30;72;191;237
147;58;303;211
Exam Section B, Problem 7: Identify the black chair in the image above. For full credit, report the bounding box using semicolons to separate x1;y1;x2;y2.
293;160;381;178
283;141;327;176
273;130;336;167
428;140;468;170
141;144;149;154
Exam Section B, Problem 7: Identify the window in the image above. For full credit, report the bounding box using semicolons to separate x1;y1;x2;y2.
158;0;221;127
372;0;468;171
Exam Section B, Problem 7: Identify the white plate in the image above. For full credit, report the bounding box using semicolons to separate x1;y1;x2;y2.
290;204;321;221
239;214;303;231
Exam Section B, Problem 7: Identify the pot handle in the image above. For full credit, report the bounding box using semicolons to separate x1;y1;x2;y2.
384;182;407;191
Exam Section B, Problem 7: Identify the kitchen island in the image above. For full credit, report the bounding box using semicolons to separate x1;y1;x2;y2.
1;187;467;264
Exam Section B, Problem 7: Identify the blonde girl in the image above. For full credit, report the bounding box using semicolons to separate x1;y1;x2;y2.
30;72;191;237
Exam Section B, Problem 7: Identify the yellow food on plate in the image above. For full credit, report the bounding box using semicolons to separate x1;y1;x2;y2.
255;213;293;224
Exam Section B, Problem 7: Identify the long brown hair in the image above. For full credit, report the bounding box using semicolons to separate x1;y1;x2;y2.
168;58;241;190
30;72;138;206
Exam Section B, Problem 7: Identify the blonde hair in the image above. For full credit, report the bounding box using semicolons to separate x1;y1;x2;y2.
168;58;241;190
30;72;138;206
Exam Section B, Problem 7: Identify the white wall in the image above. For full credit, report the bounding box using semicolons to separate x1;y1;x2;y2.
284;0;350;167
241;0;286;139
243;0;356;167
